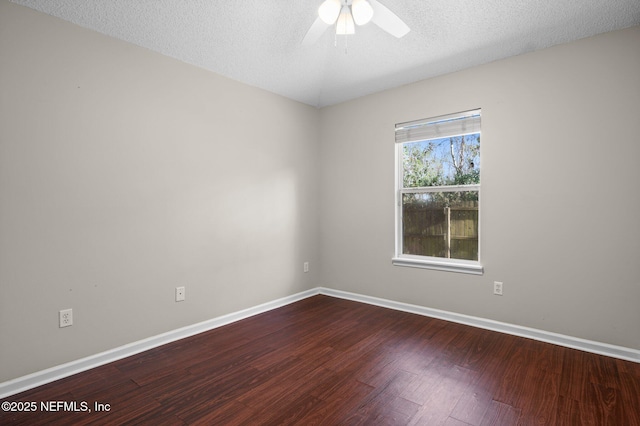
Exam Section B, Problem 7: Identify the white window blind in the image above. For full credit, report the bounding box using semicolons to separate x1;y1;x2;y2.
395;109;481;144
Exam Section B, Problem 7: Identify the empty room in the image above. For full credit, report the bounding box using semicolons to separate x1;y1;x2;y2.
1;0;639;424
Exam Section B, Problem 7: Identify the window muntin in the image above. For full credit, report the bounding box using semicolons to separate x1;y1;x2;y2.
394;109;482;273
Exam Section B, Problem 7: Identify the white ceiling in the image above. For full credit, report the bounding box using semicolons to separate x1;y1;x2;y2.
10;0;640;107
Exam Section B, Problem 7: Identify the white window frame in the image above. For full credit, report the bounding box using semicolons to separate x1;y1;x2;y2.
392;109;483;275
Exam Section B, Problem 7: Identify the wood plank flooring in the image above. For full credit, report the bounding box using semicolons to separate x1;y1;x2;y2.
2;295;639;425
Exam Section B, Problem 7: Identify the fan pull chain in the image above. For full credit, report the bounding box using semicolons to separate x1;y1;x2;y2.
334;33;349;54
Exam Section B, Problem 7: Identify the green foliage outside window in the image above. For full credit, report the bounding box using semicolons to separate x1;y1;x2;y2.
403;134;480;206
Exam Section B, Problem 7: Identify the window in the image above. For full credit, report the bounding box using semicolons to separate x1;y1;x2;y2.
393;109;483;275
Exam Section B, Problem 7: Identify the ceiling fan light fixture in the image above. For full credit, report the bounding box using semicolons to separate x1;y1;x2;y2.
336;5;355;35
302;0;409;46
318;0;341;25
351;0;374;26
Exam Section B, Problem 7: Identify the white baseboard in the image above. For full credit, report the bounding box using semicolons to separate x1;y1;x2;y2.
318;287;640;364
0;288;320;399
2;286;638;399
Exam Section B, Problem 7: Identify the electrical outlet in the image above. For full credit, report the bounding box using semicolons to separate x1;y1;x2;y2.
175;286;185;302
303;262;309;273
59;309;73;327
493;281;503;296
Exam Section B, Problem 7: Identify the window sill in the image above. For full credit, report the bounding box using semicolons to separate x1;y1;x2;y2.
392;256;484;275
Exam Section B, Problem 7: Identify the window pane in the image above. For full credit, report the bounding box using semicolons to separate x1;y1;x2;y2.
402;133;480;188
402;192;479;260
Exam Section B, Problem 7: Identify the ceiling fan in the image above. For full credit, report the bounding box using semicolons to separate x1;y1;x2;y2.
302;0;410;45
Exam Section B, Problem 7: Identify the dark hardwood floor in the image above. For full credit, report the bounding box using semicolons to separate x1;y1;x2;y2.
2;295;639;425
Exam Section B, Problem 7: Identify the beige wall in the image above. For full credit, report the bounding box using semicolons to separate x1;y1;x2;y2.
319;26;640;350
0;1;320;382
1;0;639;384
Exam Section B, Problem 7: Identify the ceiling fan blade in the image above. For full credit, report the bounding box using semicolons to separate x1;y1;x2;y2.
302;16;330;46
368;0;410;38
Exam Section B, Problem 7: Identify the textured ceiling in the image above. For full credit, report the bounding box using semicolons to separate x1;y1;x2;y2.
10;0;640;107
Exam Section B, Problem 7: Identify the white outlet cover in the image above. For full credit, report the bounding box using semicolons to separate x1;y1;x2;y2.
59;309;73;327
176;286;185;302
